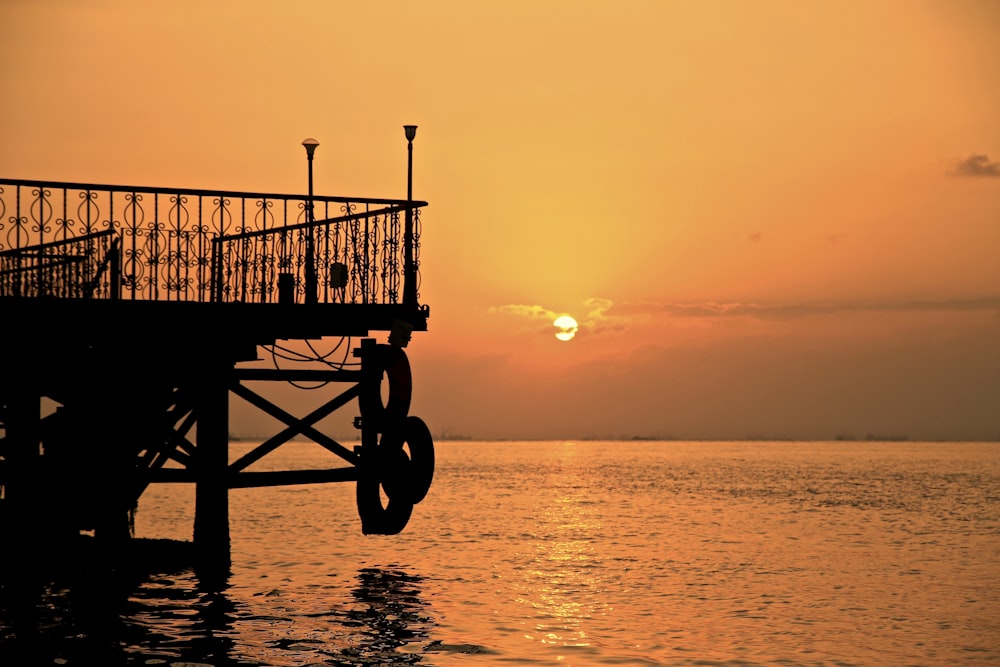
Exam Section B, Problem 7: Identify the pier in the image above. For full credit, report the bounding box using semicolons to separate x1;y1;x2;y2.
0;130;434;572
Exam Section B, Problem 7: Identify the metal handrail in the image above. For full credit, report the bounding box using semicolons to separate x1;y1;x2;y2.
0;178;426;305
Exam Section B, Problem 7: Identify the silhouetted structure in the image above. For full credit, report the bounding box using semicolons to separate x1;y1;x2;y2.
0;130;434;571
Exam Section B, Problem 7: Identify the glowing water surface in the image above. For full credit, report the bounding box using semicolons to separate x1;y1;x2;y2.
5;440;1000;666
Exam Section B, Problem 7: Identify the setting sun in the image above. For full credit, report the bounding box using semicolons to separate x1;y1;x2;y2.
553;315;578;342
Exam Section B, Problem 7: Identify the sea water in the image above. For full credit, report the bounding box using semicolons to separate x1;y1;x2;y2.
2;440;998;666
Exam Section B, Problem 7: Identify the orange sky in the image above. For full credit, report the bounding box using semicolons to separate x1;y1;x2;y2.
3;0;999;440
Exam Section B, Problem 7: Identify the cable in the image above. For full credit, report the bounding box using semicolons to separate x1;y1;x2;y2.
260;335;361;390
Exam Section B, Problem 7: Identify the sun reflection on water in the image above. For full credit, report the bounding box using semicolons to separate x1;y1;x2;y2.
515;453;610;653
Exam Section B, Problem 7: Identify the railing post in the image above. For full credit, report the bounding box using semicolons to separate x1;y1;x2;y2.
403;125;418;307
305;233;317;304
110;237;121;300
302;138;319;305
211;237;222;303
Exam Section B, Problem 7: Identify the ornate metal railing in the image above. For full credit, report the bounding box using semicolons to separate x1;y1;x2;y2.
0;179;425;305
212;201;421;305
0;228;118;299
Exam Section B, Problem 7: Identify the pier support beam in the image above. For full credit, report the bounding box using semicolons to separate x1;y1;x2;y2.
193;367;231;579
3;389;42;549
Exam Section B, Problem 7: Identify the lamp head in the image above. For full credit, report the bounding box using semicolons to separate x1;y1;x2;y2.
404;125;417;142
301;137;319;159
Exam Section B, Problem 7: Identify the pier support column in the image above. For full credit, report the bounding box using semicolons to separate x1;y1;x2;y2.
3;389;42;547
0;387;46;628
193;367;231;579
93;375;143;546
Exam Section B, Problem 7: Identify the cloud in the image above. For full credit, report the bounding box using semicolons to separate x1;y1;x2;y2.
488;303;558;321
951;154;1000;178
410;311;1000;441
489;298;632;336
491;296;1000;339
580;297;630;334
618;297;1000;320
748;231;763;243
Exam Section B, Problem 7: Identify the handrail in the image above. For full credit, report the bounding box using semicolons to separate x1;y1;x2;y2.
0;178;426;208
0;178;426;306
0;227;115;257
0;228;116;298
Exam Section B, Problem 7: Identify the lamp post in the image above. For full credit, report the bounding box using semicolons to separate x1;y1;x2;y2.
403;125;417;307
302;137;319;304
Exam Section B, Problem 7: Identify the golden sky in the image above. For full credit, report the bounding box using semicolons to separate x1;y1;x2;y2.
3;0;998;440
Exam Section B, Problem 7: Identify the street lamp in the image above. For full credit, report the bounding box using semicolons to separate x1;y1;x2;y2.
302;137;319;304
302;137;319;220
404;125;417;201
403;125;418;307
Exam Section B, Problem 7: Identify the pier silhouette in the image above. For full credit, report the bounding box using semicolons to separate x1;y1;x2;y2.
0;129;435;574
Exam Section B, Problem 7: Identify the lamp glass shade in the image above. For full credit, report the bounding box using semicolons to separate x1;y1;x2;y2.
404;125;417;141
301;137;319;158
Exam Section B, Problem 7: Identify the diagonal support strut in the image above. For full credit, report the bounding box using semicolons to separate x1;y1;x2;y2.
228;381;361;471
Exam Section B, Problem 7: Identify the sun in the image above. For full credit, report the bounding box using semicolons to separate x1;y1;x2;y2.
553;314;579;342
